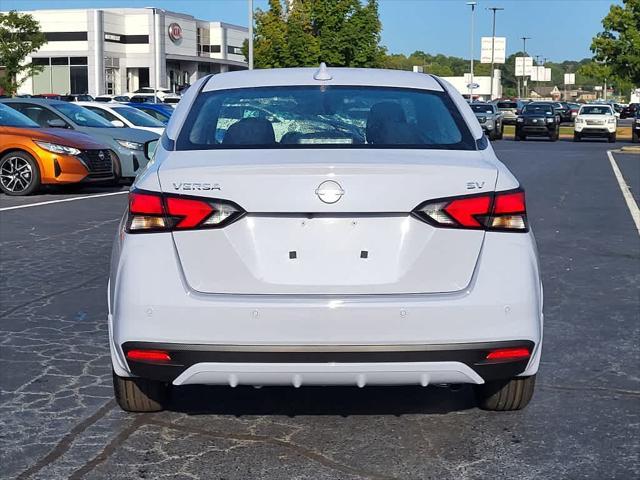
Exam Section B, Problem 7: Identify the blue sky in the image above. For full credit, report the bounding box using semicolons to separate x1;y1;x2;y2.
2;0;616;62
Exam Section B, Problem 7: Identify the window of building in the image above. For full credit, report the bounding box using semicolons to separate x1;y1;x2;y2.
31;57;88;95
210;45;221;53
227;46;243;55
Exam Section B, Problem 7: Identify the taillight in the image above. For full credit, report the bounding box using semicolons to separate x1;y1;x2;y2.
126;190;244;233
485;347;531;361
413;188;528;232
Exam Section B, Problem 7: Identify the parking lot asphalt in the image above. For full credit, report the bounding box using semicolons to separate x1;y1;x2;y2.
1;139;638;479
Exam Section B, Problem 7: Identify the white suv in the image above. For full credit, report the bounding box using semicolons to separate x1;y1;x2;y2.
574;104;618;142
109;66;543;412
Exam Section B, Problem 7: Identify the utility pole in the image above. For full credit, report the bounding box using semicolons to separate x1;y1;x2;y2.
248;0;254;69
487;7;504;101
521;36;531;99
467;2;477;100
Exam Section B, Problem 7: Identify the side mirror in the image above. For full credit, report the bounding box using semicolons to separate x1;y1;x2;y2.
144;139;159;161
47;118;67;128
614;112;620;118
111;119;125;127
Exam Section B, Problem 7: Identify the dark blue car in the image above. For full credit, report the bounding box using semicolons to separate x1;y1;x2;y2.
126;103;174;125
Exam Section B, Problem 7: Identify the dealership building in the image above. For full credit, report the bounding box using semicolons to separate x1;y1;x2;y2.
9;8;249;97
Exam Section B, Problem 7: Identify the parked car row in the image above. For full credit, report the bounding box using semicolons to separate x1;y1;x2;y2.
474;100;632;143
0;97;174;195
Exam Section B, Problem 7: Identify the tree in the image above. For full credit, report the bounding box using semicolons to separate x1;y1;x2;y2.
590;0;640;84
0;11;46;95
251;0;385;68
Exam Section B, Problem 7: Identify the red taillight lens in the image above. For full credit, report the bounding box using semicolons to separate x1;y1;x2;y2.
486;347;531;361
126;190;244;233
414;188;528;232
444;195;492;228
166;197;215;229
126;349;171;362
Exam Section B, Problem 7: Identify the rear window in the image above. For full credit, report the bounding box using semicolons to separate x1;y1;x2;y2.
471;104;494;114
579;106;613;115
522;104;554;115
176;86;475;150
497;101;517;109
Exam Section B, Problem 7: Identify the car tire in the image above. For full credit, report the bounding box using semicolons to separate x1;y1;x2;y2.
0;151;41;196
632;130;639;143
496;124;504;140
573;132;581;142
488;130;497;141
474;375;536;411
113;370;169;412
608;133;616;143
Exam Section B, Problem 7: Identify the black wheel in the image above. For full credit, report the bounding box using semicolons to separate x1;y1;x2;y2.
488;130;497;141
632;130;639;143
550;128;559;142
608;133;616;143
113;370;169;412
0;151;41;195
573;132;581;142
474;375;536;411
496;124;504;140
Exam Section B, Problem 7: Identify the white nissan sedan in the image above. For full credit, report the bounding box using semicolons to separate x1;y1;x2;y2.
109;66;543;412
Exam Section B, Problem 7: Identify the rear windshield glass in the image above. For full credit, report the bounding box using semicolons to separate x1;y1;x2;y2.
497;101;517;109
580;106;613;115
176;86;475;150
522;104;554;115
471;104;494;114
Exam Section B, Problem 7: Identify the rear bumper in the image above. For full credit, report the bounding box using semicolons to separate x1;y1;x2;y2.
122;340;534;386
108;230;544;385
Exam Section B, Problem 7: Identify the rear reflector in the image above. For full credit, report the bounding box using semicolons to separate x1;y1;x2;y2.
485;347;531;361
413;188;528;232
126;349;172;362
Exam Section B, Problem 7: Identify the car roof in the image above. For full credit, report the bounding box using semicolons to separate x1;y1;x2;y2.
1;98;64;107
202;67;444;92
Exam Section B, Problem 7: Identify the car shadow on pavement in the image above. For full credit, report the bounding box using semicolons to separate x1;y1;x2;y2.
167;384;477;416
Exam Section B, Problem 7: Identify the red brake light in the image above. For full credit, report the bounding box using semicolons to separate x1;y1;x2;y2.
493;191;525;214
129;192;163;215
414;188;528;232
444;195;492;228
166;197;214;229
486;347;531;361
126;349;171;362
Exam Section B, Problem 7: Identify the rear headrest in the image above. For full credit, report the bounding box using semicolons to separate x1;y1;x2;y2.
222;117;275;145
366;102;406;144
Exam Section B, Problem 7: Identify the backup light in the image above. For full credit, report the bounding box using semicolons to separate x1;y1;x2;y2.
413;189;528;232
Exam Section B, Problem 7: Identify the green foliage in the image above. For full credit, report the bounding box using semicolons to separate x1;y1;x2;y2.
0;11;46;95
590;0;640;84
252;0;385;68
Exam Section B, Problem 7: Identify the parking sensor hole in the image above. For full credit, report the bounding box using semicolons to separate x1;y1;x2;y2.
289;251;297;259
360;250;368;259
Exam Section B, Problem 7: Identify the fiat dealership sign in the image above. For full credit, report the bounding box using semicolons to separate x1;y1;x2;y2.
168;23;182;42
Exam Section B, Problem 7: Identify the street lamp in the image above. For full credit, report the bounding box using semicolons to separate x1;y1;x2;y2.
521;36;531;98
248;0;254;69
467;2;477;100
487;7;504;101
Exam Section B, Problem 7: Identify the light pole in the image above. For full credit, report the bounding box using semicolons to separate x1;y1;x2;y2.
248;0;254;70
521;36;531;98
467;2;477;100
487;7;504;101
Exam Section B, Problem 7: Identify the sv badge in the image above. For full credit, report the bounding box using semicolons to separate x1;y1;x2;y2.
466;181;485;190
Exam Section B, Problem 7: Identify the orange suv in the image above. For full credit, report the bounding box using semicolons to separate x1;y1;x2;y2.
0;103;114;195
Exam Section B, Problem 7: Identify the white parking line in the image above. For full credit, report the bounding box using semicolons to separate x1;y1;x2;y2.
607;150;640;236
0;190;128;212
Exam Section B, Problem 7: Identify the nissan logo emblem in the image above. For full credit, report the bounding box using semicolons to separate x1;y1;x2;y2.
168;23;182;42
315;180;344;204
